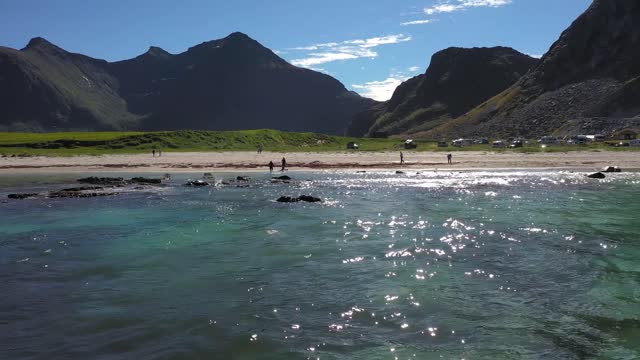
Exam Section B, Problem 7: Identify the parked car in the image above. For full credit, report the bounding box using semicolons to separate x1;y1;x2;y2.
404;139;418;149
347;142;359;150
492;140;506;148
569;135;588;145
616;142;630;147
437;141;448;148
453;138;473;147
630;139;640;147
510;140;523;148
538;136;558;145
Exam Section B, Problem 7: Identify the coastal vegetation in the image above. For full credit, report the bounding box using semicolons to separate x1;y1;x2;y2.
0;130;637;156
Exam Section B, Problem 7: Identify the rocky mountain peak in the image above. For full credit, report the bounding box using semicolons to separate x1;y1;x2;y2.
23;37;57;51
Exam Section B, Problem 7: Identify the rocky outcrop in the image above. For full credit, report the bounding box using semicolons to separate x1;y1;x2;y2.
8;187;117;199
77;177;126;186
602;166;622;173
587;172;606;179
130;177;162;184
77;177;162;186
348;47;536;137
8;193;39;200
47;190;117;198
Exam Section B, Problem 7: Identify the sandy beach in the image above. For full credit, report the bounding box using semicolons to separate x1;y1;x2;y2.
0;151;638;173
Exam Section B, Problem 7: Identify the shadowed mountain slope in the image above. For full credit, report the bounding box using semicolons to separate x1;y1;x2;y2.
0;33;375;134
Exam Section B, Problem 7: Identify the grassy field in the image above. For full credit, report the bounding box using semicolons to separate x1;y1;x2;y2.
0;130;637;156
0;130;400;156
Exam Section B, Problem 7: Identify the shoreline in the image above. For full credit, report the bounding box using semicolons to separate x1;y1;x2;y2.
1;151;638;173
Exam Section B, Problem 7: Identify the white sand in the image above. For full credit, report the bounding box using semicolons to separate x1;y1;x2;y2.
0;151;638;173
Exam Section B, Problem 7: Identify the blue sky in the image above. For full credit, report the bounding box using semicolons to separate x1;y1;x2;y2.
0;0;591;100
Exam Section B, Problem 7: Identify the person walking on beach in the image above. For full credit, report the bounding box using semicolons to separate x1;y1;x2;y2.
281;157;287;171
152;149;156;157
400;152;405;165
447;153;452;165
269;161;274;173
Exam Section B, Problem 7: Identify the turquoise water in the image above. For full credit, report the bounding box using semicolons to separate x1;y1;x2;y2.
1;171;639;359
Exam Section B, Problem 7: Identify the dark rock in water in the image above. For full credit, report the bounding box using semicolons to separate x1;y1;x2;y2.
8;193;39;200
396;171;405;174
61;186;104;192
77;177;125;185
356;171;367;173
298;195;322;203
587;172;606;179
48;191;117;198
602;166;622;173
236;176;250;182
186;180;210;186
277;195;322;203
130;177;162;184
273;175;292;181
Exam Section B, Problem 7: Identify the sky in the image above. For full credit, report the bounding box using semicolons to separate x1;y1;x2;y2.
0;0;592;101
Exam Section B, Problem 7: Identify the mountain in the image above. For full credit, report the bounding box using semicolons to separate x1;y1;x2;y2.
0;32;375;134
347;47;536;137
418;0;640;139
0;37;138;131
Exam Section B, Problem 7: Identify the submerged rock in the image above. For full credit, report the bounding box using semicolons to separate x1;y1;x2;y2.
587;172;606;179
48;191;117;199
8;193;39;200
277;195;322;203
273;175;292;181
236;176;251;182
396;171;405;174
60;186;104;192
77;177;125;185
130;177;162;184
186;180;210;186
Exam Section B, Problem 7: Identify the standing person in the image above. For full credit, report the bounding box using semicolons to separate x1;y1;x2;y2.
400;152;405;165
281;157;287;171
269;161;274;173
447;153;452;165
152;149;156;157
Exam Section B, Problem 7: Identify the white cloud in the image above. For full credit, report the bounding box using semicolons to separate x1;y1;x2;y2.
408;66;422;72
400;19;436;26
352;74;411;101
293;53;360;67
424;0;512;15
289;34;412;68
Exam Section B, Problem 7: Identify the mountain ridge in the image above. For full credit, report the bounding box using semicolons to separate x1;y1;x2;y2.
0;32;375;134
348;46;536;137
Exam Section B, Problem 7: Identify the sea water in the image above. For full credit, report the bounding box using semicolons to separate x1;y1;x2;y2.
1;171;639;359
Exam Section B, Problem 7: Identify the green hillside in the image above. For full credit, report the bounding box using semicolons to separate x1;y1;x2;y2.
0;130;400;155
